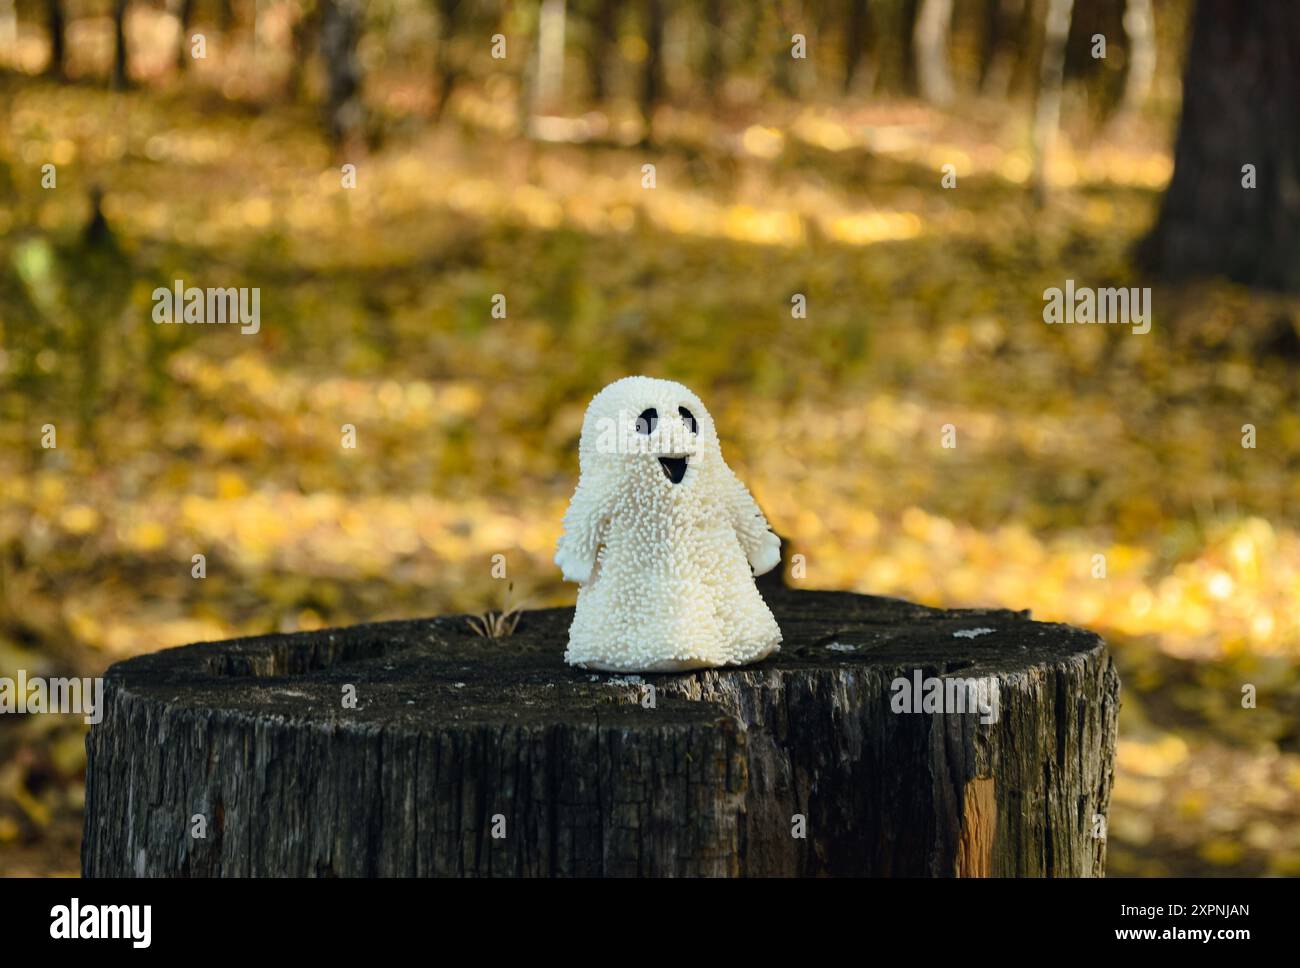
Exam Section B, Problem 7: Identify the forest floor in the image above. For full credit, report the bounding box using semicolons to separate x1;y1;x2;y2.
1;65;1298;876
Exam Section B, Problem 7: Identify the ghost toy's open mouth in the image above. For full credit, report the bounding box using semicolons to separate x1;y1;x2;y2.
658;455;689;484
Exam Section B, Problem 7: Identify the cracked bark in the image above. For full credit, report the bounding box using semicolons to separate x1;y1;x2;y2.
84;586;1118;876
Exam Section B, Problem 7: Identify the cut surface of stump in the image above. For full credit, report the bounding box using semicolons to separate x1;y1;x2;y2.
83;587;1119;877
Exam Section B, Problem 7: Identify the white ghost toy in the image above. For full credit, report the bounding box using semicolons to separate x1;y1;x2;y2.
555;376;783;672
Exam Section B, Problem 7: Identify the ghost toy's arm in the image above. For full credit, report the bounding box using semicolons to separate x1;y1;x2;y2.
723;469;782;577
555;476;611;585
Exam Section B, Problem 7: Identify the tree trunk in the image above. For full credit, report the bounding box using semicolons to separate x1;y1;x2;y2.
979;0;1024;97
432;0;464;120
1119;0;1155;113
534;0;566;114
585;0;618;103
639;0;664;141
286;1;320;102
1140;0;1300;291
914;0;954;105
895;0;920;93
83;586;1119;877
173;0;197;72
1031;0;1074;206
111;0;130;89
319;0;365;150
44;0;66;79
1064;0;1126;121
771;0;802;98
701;0;724;102
1006;0;1045;98
843;0;870;94
0;0;17;64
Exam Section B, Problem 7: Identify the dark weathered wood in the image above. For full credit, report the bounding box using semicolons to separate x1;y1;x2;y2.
83;586;1119;877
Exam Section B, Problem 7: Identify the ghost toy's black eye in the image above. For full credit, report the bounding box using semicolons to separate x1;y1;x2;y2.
636;408;658;434
678;407;697;434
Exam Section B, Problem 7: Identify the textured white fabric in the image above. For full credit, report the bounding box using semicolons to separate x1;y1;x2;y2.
556;376;782;672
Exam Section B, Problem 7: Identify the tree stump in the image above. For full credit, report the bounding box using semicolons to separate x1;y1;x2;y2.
83;586;1119;877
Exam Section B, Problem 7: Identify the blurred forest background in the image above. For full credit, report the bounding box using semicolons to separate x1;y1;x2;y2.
0;0;1298;877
